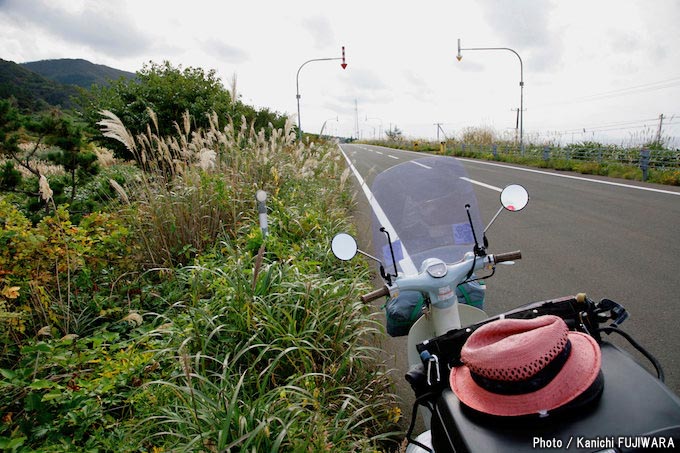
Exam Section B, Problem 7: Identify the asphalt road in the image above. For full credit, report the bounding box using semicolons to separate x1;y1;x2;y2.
338;143;680;415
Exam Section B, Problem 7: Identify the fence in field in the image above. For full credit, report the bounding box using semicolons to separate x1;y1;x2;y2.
438;143;680;181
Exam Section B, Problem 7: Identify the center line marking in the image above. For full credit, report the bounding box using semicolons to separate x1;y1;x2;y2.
388;155;399;160
460;177;502;192
411;161;432;169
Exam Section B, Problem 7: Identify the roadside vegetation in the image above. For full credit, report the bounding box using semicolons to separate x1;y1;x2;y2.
365;126;680;186
0;63;400;451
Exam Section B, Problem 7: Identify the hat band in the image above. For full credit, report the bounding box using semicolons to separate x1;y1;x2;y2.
470;340;572;395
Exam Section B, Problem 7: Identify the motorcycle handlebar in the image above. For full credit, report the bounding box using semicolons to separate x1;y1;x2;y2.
361;286;390;303
494;250;522;263
360;251;521;302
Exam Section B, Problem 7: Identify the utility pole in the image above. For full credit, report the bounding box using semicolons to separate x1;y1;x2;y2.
434;123;448;141
655;114;665;144
354;99;359;139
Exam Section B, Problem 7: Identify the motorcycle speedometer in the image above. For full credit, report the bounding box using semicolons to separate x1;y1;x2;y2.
426;260;448;278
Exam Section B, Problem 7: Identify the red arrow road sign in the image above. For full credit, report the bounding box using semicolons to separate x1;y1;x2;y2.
341;46;347;69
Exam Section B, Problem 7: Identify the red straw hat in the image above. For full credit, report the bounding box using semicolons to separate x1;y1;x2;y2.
450;315;601;417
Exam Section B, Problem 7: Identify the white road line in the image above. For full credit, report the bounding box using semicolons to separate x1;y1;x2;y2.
460;177;502;192
411;161;432;169
458;158;680;196
376;151;383;155
388;155;400;160
338;146;417;275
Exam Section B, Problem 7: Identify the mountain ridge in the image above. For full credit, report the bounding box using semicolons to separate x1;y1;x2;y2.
20;58;135;89
1;57;136;112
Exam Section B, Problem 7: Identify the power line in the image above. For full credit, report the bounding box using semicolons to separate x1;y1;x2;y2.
558;117;661;133
550;120;680;136
574;77;680;101
545;76;680;106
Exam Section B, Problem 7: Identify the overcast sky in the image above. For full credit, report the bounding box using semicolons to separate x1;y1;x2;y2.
2;0;679;146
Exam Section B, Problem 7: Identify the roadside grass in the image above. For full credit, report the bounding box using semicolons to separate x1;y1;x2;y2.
0;112;401;451
365;139;680;186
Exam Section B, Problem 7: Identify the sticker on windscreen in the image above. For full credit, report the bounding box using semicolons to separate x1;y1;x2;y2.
382;239;404;264
452;223;474;245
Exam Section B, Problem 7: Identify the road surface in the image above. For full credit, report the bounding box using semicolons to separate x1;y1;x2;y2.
337;143;680;426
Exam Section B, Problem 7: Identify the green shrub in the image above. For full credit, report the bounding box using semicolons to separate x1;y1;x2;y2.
0;199;136;361
1;109;400;452
649;168;680;186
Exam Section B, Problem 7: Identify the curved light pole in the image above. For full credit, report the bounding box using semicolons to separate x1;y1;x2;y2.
457;39;524;152
296;47;347;140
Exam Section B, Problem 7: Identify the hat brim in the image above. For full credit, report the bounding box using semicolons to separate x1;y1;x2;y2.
450;331;601;417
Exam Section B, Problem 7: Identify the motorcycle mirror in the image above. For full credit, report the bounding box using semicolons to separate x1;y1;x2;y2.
484;184;530;233
500;184;529;212
331;233;358;261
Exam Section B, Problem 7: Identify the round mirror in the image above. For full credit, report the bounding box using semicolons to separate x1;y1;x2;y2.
331;233;358;261
500;184;529;212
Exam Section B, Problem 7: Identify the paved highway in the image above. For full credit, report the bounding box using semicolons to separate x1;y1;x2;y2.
338;143;680;407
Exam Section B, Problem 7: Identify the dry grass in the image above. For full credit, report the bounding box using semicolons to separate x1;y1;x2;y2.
0;158;64;178
98;109;339;267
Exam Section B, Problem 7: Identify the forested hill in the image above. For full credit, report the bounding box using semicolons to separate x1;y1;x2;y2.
21;58;135;88
1;58;135;112
0;58;79;111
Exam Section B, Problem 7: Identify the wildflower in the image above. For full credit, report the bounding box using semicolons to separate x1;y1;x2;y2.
1;285;20;299
388;406;402;424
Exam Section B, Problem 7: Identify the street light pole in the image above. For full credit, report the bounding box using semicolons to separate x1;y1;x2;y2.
365;116;383;139
457;39;525;152
296;47;347;141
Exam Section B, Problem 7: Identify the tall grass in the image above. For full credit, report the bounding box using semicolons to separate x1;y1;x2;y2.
98;109;343;267
91;109;401;451
127;252;398;452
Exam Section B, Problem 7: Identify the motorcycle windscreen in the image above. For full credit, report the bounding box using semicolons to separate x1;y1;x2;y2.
370;156;484;276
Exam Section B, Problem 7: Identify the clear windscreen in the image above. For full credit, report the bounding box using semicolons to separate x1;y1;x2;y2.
370;156;483;276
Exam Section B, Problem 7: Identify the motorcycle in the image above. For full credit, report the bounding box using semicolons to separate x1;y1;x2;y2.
331;155;680;452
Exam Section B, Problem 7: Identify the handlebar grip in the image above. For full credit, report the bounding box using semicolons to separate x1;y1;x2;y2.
494;250;522;263
361;286;390;303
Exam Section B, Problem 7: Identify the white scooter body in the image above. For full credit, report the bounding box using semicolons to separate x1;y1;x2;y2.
405;302;488;453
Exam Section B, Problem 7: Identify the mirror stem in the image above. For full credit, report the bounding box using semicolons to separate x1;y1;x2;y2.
484;206;504;233
357;249;382;264
356;249;391;286
466;204;485;257
380;227;399;279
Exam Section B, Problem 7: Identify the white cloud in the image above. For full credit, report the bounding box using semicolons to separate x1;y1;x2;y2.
0;0;152;57
476;0;563;72
0;0;677;143
202;39;249;64
302;15;336;50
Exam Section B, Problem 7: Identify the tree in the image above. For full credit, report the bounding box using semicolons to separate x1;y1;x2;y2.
81;61;230;140
45;116;99;206
385;125;403;141
0;101;99;216
79;61;287;160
